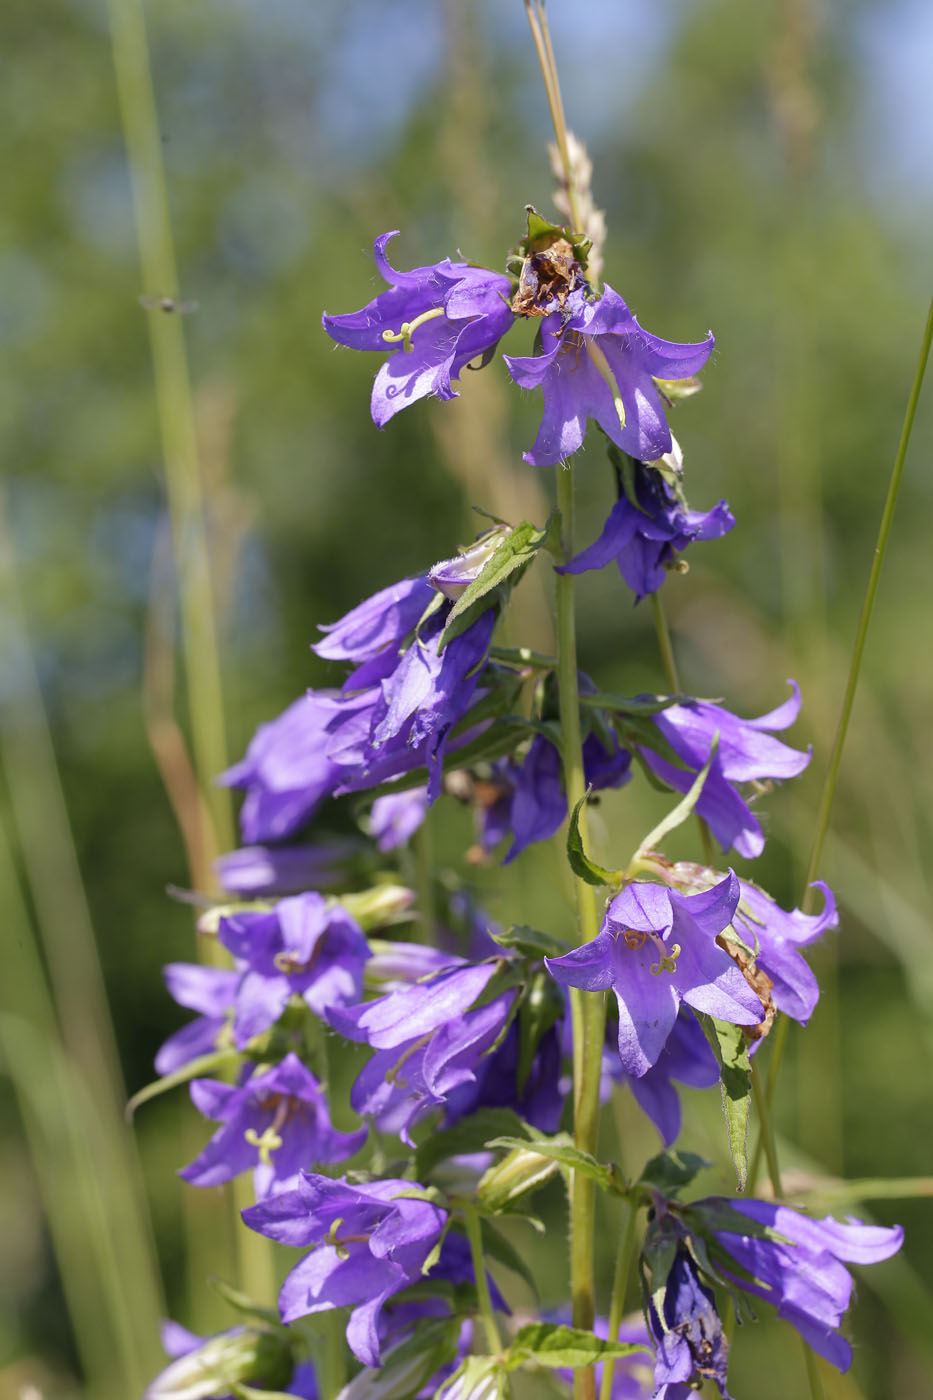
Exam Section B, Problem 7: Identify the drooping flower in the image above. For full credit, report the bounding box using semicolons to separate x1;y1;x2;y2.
242;1173;448;1366
504;285;713;466
180;1053;366;1199
545;875;763;1077
312;575;436;688
146;1319;316;1400
648;1249;732;1399
155;962;239;1075
217;893;370;1048
559;460;734;601
642;684;810;859
692;1198;904;1372
322;232;514;427
368;785;430;851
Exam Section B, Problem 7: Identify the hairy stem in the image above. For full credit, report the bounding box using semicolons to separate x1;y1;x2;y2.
555;465;606;1400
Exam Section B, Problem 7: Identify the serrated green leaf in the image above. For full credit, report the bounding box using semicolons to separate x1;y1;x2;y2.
414;1108;529;1180
488;924;568;958
567;790;622;887
507;1323;644;1372
439;518;553;649
637;1150;710;1195
485;1135;627;1196
633;733;719;859
697;1014;751;1190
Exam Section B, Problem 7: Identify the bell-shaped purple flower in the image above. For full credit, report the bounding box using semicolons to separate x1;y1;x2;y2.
323;232;514;427
219;693;346;845
155;962;239;1075
180;1053;366;1199
217;893;370;1049
642;684;810;858
313;575;435;691
504;285;713;466
649;1249;731;1399
697;1198;903;1371
546;875;763;1077
559;463;734;601
368;785;430;851
242;1173;448;1367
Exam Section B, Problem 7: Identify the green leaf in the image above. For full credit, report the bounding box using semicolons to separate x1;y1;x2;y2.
125;1046;242;1118
634;732;719;858
567;790;622;887
507;1323;644;1371
697;1014;752;1190
488;924;568;958
485;1135;627;1197
415;1108;529;1180
637;1150;710;1196
439;517;555;649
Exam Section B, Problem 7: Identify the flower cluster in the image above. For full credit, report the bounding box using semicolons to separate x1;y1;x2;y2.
139;143;905;1400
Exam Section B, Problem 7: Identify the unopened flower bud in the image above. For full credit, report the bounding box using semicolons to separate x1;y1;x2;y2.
336;883;415;932
145;1327;292;1400
429;528;512;601
477;1144;560;1212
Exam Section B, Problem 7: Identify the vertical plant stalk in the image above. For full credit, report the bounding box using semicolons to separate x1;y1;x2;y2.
555;466;607;1400
599;1201;640;1400
106;0;234;861
463;1204;503;1356
762;295;933;1115
651;591;715;864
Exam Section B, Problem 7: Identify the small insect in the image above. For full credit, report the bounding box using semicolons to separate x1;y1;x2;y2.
138;294;199;315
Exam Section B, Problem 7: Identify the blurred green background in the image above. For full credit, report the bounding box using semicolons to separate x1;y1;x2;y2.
2;0;932;1397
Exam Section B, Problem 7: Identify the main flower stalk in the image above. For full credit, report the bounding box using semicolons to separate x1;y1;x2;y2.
554;463;606;1400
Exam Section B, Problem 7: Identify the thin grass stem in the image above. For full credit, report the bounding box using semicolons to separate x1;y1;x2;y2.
599;1201;640;1400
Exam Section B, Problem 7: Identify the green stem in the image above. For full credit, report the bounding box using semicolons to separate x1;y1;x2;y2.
463;1205;502;1356
554;465;606;1400
802;295;933;904
750;1057;783;1197
106;0;234;860
650;592;680;693
599;1201;640;1400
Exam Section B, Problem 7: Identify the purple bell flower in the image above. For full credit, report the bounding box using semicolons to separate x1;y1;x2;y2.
643;684;810;859
649;1250;732;1399
217;893;370;1049
322;232;514;427
180;1053;366;1199
147;1319;316;1400
313;575;435;691
242;1173;448;1367
559;463;734;601
155;962;239;1075
697;1198;903;1371
504;285;713;466
546;875;763;1077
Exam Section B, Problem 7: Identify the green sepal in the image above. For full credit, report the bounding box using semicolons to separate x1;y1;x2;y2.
567;790;622;887
125;1046;242;1118
517;205;592;269
208;1277;287;1330
613;712;690;771
633;732;719;859
438;517;555;650
580;691;679;718
697;1013;752;1191
637;1149;710;1196
507;1323;644;1372
516;969;565;1092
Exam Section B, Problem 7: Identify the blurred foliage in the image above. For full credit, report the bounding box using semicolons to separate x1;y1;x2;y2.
1;0;931;1397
